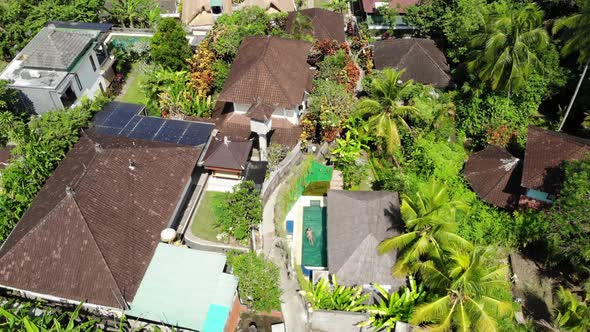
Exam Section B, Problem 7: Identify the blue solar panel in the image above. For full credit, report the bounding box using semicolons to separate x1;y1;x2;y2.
154;120;190;144
127;117;166;140
178;122;213;146
102;109;136;129
121;115;142;132
93;126;123;136
92;102;215;147
92;108;112;126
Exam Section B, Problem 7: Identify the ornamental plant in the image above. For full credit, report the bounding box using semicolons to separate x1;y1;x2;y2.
300;275;369;312
357;276;427;331
216;181;262;240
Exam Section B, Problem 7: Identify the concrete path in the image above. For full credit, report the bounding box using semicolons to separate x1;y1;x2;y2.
262;183;309;332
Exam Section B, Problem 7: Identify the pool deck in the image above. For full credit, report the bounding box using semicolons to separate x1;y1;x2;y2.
286;196;327;268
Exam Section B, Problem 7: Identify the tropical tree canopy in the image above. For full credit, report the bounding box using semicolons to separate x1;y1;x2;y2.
378;180;471;277
356;69;420;155
467;1;550;94
410;246;514;332
104;0;160;29
553;0;590;64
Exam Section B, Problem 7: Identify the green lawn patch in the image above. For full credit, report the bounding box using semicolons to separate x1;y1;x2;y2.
357;164;375;191
302;181;331;196
117;62;149;105
191;191;229;242
0;60;7;72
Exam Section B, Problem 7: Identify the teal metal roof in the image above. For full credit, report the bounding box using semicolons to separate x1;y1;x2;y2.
203;304;230;332
126;244;238;331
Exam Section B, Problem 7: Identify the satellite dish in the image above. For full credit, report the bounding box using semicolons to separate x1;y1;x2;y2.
160;228;177;243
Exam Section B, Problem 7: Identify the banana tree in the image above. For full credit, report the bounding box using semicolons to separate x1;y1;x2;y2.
300;275;369;312
357;276;427;331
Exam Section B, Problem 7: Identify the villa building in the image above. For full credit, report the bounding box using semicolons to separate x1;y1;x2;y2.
0;22;115;114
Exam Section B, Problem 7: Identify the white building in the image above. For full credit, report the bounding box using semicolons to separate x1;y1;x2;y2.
0;22;115;114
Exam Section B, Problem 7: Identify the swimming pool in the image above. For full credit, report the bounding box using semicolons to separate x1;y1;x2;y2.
301;201;327;269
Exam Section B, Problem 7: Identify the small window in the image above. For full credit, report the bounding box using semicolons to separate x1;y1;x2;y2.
99;82;105;94
74;75;82;91
89;55;96;72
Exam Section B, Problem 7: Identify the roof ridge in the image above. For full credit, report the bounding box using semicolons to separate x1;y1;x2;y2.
69;196;127;308
262;54;297;107
0;194;72;259
413;40;451;80
480;157;520;201
529;126;590;147
45;30;68;69
229;141;249;170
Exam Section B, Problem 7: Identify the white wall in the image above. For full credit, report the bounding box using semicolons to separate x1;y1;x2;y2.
250;118;272;134
72;48;102;98
233;103;250;114
272;106;299;124
15;86;63;114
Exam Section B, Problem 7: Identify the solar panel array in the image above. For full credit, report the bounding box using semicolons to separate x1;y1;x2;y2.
92;102;214;147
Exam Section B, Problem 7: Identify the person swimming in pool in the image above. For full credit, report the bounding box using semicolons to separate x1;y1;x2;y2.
306;227;314;246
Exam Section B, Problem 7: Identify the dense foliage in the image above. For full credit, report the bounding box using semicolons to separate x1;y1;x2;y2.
0;299;161;331
300;275;369;312
216;181;262;240
150;18;192;71
358;277;427;331
226;250;282;312
0;0;104;61
378;182;514;330
0;97;108;244
104;0;160;29
545;157;590;274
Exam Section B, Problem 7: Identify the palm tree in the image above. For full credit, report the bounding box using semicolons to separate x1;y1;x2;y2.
326;0;350;13
540;286;590;332
356;69;419;156
378;180;471;277
411;246;514;331
105;0;160;29
553;0;590;131
467;2;550;95
290;12;314;41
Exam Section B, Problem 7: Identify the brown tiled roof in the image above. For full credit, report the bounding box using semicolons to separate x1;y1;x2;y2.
285;9;345;43
0;146;13;170
373;38;451;89
202;135;253;171
212;102;301;149
464;145;522;209
0;134;201;308
218;36;313;108
247;102;275;122
522;126;590;194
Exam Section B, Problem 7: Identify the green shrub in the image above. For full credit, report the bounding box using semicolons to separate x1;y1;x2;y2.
0;96;109;244
150;18;192;71
216;181;262;241
226;250;282;312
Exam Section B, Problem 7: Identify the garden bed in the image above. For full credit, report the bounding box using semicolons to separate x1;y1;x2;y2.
190;191;228;242
116;62;149;105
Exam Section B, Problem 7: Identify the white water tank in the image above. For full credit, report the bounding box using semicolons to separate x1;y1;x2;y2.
160;228;177;243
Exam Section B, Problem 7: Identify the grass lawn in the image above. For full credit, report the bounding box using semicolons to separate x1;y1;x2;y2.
117;62;149;104
358;165;375;191
191;191;229;242
0;60;7;72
